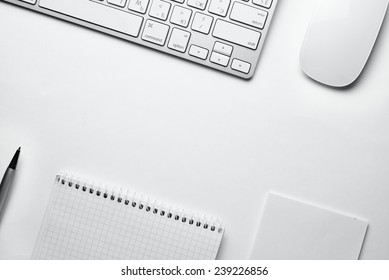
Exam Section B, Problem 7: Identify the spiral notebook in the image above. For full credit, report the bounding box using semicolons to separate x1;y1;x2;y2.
32;173;224;260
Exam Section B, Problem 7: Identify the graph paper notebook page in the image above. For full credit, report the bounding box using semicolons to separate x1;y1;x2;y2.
32;174;224;259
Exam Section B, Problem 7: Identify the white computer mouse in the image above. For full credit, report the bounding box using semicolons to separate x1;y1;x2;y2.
300;0;388;87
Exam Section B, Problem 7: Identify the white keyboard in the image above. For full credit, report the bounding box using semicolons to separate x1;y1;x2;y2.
2;0;278;79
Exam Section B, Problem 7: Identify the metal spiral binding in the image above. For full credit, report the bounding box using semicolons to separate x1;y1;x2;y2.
56;174;223;233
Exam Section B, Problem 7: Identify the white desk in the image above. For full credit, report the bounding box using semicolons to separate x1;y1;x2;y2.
1;0;389;259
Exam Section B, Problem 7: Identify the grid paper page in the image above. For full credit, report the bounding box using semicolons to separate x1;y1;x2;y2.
32;175;224;260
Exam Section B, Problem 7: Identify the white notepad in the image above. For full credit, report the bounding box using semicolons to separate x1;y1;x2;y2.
250;193;368;260
32;173;224;260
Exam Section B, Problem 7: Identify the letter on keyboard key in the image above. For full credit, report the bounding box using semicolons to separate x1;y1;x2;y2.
191;12;213;34
210;52;230;66
128;0;150;14
231;59;251;73
187;0;208;11
39;0;143;37
230;2;268;29
189;45;209;60
168;28;191;52
213;42;233;56
170;6;192;28
149;0;171;21
212;19;261;50
253;0;273;9
208;0;231;17
142;20;170;46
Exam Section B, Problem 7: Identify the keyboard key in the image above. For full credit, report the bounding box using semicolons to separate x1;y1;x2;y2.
189;45;209;60
187;0;208;11
213;42;233;56
171;0;185;3
253;0;272;9
149;0;171;21
208;0;231;17
231;59;251;73
230;2;268;29
107;0;127;8
213;19;261;50
210;52;230;66
191;12;213;34
40;0;143;37
19;0;37;4
170;6;192;28
168;28;191;52
142;20;170;45
128;0;149;14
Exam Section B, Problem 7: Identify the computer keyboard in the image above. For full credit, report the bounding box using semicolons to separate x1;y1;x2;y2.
2;0;278;79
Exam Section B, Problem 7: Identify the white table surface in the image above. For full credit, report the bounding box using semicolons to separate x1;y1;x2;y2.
1;0;389;260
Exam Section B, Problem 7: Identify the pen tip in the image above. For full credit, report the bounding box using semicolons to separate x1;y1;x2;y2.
9;148;21;170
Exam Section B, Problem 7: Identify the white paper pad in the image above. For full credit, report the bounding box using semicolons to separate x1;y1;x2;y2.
250;193;368;260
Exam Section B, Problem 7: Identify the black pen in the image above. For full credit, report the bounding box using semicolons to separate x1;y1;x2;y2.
0;147;21;219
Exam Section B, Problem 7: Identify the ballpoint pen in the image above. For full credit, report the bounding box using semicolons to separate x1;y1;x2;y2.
0;147;21;219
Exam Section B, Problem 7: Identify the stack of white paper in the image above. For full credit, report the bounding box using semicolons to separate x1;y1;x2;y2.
250;193;368;260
